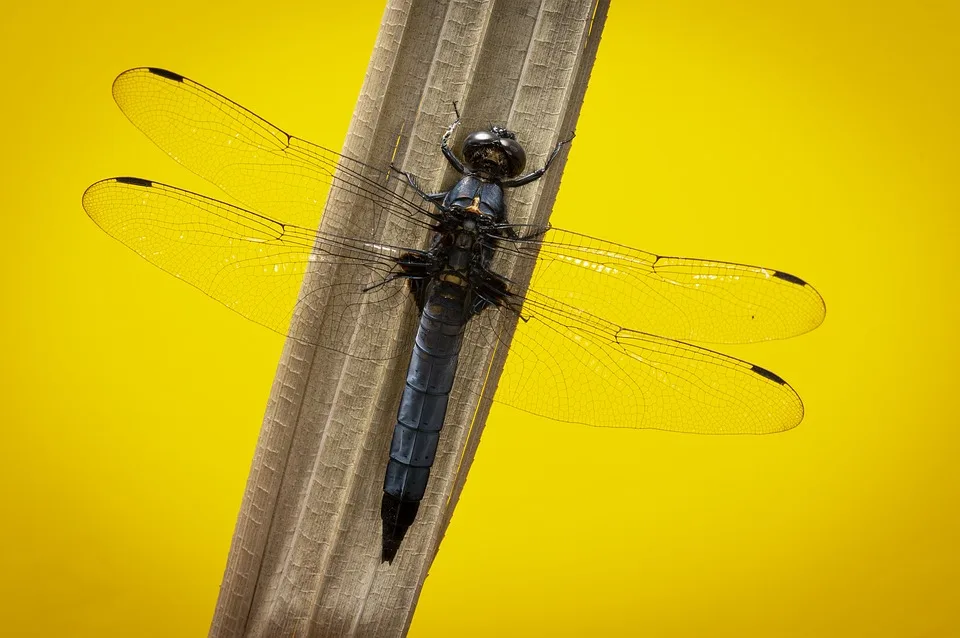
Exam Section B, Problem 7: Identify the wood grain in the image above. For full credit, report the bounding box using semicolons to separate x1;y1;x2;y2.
208;1;609;635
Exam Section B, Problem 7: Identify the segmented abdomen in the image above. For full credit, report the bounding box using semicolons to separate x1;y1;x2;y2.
381;280;470;562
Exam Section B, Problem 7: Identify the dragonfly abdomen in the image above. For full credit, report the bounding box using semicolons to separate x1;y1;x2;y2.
381;280;469;563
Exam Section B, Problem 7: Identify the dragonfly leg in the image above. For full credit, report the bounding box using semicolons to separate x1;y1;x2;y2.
397;252;438;311
497;223;550;241
469;269;510;314
440;103;465;174
500;132;575;188
390;164;447;209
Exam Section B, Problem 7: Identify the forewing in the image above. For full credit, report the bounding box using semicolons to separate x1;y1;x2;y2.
485;289;803;433
83;177;415;360
111;67;434;233
495;228;825;344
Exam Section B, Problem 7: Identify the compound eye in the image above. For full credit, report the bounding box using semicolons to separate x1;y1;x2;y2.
499;138;526;177
462;130;497;157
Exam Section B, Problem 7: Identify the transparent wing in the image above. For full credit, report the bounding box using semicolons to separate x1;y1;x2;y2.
494;227;825;344
484;289;803;433
83;177;416;360
111;67;435;234
92;67;817;431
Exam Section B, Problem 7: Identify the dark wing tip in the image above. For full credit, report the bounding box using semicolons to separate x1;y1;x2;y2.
751;364;787;385
773;270;808;286
146;67;185;82
115;176;154;187
774;270;828;325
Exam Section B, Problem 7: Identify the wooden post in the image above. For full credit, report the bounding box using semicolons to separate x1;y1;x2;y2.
209;1;609;636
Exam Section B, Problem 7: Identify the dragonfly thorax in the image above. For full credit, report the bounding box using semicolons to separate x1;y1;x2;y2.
440;219;481;273
442;175;506;220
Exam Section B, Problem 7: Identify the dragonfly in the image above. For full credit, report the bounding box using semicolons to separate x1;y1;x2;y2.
83;68;826;563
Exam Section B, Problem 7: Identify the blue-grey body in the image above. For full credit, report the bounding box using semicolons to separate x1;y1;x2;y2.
380;176;509;562
379;120;570;563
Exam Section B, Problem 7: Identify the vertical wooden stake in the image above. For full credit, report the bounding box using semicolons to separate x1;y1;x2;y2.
209;1;609;636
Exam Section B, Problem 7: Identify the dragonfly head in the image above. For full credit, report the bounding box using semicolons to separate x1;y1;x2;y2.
462;127;526;179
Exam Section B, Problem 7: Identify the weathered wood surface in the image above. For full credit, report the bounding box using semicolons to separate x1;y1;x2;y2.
209;0;609;636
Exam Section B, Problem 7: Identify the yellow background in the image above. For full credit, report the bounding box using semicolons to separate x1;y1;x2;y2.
1;1;957;636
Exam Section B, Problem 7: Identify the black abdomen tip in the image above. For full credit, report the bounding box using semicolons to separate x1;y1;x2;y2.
380;493;420;564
